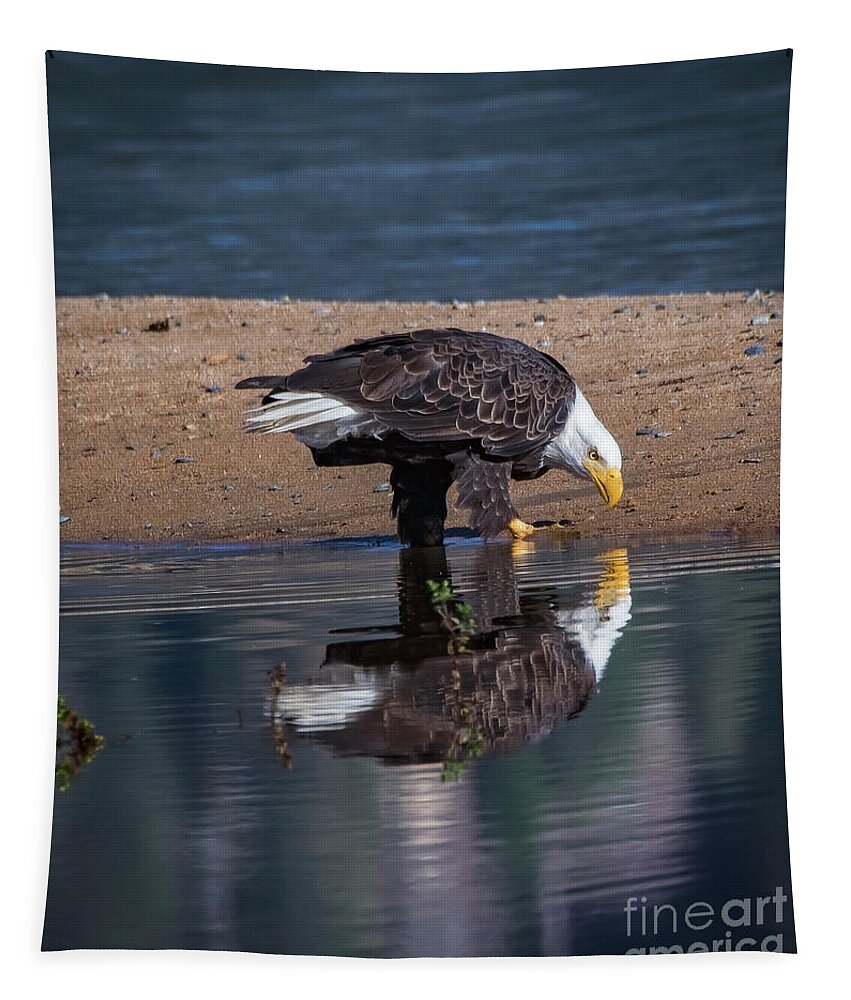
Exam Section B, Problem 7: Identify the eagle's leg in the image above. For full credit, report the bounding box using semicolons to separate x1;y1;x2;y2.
451;452;529;539
391;460;454;548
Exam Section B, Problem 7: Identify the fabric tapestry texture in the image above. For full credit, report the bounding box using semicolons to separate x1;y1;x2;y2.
45;49;793;957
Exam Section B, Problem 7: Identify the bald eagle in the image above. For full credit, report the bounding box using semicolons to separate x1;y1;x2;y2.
236;328;623;546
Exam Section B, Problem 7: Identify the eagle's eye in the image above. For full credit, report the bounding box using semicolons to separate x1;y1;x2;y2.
587;448;600;462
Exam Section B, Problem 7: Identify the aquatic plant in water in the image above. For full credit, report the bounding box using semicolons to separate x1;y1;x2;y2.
55;695;105;791
425;579;477;654
269;662;293;770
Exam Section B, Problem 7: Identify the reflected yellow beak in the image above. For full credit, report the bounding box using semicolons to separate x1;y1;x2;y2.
594;548;631;612
582;458;624;509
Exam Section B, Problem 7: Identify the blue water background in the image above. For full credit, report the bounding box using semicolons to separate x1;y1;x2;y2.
46;50;791;300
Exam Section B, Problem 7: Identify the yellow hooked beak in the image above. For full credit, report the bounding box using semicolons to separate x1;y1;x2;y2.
582;457;624;509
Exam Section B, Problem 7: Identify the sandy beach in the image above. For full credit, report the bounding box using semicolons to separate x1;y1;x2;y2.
56;292;782;544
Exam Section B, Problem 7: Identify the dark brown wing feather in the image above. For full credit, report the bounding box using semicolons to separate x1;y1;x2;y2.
286;328;575;459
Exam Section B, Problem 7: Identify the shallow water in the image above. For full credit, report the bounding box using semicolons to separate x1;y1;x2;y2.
45;534;793;956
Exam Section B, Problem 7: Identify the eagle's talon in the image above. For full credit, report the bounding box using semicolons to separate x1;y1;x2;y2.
508;518;537;540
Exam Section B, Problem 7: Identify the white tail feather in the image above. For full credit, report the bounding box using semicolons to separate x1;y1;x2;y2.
244;390;372;446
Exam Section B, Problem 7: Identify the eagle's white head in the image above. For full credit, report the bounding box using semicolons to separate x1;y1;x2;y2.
543;388;624;508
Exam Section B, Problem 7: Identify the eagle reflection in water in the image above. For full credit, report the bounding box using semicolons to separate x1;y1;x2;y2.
269;543;632;771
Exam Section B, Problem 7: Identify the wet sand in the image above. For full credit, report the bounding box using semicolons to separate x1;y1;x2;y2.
56;293;782;544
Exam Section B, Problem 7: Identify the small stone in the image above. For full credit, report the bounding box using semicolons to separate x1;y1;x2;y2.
236;352;251;362
715;432;738;440
770;310;783;320
514;321;527;328
116;326;129;335
373;482;391;493
636;427;655;436
741;458;762;464
222;483;234;492
744;345;765;357
183;422;197;432
636;368;649;375
144;522;154;529
653;302;666;310
268;484;284;492
751;315;771;326
59;514;71;525
613;305;633;315
204;385;223;394
533;313;547;323
654;430;673;438
125;444;136;451
174;456;194;464
150;448;162;459
146;318;170;332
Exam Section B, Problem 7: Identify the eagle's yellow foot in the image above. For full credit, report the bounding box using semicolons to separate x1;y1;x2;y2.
508;518;537;540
